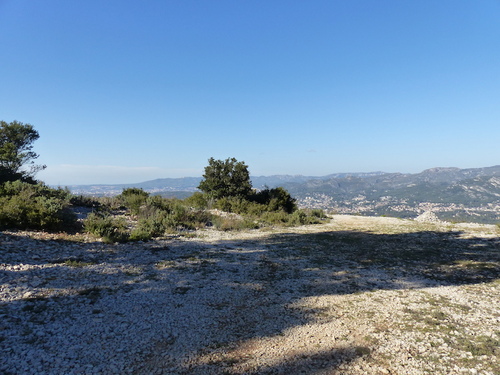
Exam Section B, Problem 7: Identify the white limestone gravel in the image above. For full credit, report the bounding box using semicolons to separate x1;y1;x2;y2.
1;215;499;374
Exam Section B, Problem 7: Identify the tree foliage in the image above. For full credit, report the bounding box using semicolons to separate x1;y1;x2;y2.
250;186;297;214
198;157;253;200
0;120;45;183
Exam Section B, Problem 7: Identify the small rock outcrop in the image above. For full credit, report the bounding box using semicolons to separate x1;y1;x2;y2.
414;211;441;223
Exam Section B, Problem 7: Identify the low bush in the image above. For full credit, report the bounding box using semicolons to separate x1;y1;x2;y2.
130;207;169;240
213;196;250;214
310;208;328;219
70;195;101;208
79;186;324;240
259;211;290;225
83;212;129;243
211;215;259;231
0;181;77;231
259;209;326;226
116;188;149;215
184;192;209;209
166;205;213;230
82;193;215;242
289;210;307;225
129;220;162;241
94;196;122;211
249;187;297;214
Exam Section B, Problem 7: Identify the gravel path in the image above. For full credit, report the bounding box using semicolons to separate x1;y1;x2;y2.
1;215;499;374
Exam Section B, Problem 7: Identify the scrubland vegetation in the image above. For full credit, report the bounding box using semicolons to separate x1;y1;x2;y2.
0;183;327;242
0;180;76;231
0;121;326;241
81;186;327;243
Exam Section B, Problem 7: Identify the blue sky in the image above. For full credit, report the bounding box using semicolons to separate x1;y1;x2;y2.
1;1;499;185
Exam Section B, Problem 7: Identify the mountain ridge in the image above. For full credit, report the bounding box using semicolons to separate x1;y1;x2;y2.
66;171;388;193
281;165;500;224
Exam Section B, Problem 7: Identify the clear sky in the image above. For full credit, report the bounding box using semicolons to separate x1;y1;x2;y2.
1;1;499;185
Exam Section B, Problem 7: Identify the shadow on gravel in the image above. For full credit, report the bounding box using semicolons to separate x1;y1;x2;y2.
177;346;366;375
265;229;500;288
1;227;499;374
252;346;365;375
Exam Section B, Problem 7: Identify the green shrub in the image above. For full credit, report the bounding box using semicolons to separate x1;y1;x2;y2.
116;188;150;215
70;195;101;208
130;209;169;241
94;196;121;211
0;181;77;231
146;195;173;210
161;201;212;230
129;220;161;241
291;210;327;225
260;211;291;225
131;196;213;237
212;196;272;216
245;202;267;216
184;192;209;209
129;227;153;241
289;210;308;225
83;212;129;243
0;180;71;200
84;184;324;237
183;208;214;229
214;196;248;213
211;216;259;231
121;187;150;197
137;198;168;220
249;187;297;214
257;209;325;227
310;208;327;219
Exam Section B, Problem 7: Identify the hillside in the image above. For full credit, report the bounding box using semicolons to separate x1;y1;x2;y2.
285;166;500;223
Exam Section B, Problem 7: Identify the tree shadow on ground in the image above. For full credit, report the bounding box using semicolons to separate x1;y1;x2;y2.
0;226;499;374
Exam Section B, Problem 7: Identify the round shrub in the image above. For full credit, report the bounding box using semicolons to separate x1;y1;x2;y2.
83;212;129;243
0;181;77;231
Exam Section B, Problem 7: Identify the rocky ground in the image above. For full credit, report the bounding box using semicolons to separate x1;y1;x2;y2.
1;215;499;374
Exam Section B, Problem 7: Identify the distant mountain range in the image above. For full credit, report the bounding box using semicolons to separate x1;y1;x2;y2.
283;166;500;224
67;166;500;224
67;172;386;196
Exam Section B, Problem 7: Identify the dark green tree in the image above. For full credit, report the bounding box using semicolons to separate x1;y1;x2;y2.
198;157;253;200
0;120;46;183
